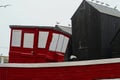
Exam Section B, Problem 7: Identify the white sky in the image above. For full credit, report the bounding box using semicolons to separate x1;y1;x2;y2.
0;0;120;56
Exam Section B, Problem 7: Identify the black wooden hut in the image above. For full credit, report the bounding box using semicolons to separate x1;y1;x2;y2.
71;0;120;60
111;29;120;57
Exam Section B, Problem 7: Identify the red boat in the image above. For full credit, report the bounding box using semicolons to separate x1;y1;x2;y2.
0;58;120;80
1;0;120;80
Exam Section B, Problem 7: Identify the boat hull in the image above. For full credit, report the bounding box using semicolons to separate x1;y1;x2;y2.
0;58;120;80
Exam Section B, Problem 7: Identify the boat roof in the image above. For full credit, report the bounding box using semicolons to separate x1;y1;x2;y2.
10;25;72;35
55;25;72;35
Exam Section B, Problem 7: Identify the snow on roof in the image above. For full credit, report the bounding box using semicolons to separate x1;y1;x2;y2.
86;0;120;17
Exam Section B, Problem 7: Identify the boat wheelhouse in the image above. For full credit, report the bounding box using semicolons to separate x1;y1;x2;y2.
9;25;71;63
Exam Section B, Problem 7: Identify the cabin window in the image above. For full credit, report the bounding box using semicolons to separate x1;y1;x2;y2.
23;33;34;48
61;37;69;53
49;33;59;51
49;33;69;53
11;30;22;47
56;35;69;53
38;31;49;48
56;35;64;52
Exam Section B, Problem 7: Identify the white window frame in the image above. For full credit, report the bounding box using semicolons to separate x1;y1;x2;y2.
61;36;69;53
23;33;34;48
49;33;59;51
49;33;69;53
11;30;22;47
56;35;64;52
38;31;49;48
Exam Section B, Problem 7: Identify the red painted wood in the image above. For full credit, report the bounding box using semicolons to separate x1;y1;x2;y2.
0;68;7;80
9;27;70;63
0;63;120;80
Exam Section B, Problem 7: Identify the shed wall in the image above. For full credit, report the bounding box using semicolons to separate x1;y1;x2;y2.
72;1;101;60
71;1;120;61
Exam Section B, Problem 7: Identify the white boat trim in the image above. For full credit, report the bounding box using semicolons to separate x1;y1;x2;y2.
0;58;120;68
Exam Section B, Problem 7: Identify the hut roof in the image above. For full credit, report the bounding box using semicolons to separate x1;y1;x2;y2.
72;0;120;19
86;0;120;17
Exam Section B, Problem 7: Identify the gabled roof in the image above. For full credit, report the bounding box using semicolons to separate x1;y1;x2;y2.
86;0;120;17
71;0;120;19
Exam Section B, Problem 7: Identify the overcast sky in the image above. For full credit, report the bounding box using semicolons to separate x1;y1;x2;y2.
0;0;120;56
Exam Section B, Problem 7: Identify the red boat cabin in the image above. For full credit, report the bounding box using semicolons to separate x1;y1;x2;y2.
9;25;71;63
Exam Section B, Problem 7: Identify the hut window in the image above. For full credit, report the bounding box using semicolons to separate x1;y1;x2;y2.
11;30;22;47
49;33;59;51
38;31;49;48
23;33;34;48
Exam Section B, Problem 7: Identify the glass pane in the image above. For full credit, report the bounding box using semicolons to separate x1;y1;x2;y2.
23;33;34;48
49;33;59;51
61;37;69;53
38;31;49;48
56;35;64;52
11;30;22;47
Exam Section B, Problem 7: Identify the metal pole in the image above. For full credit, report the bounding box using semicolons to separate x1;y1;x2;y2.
0;54;4;64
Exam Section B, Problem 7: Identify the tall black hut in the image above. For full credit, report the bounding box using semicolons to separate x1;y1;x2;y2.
71;0;120;60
